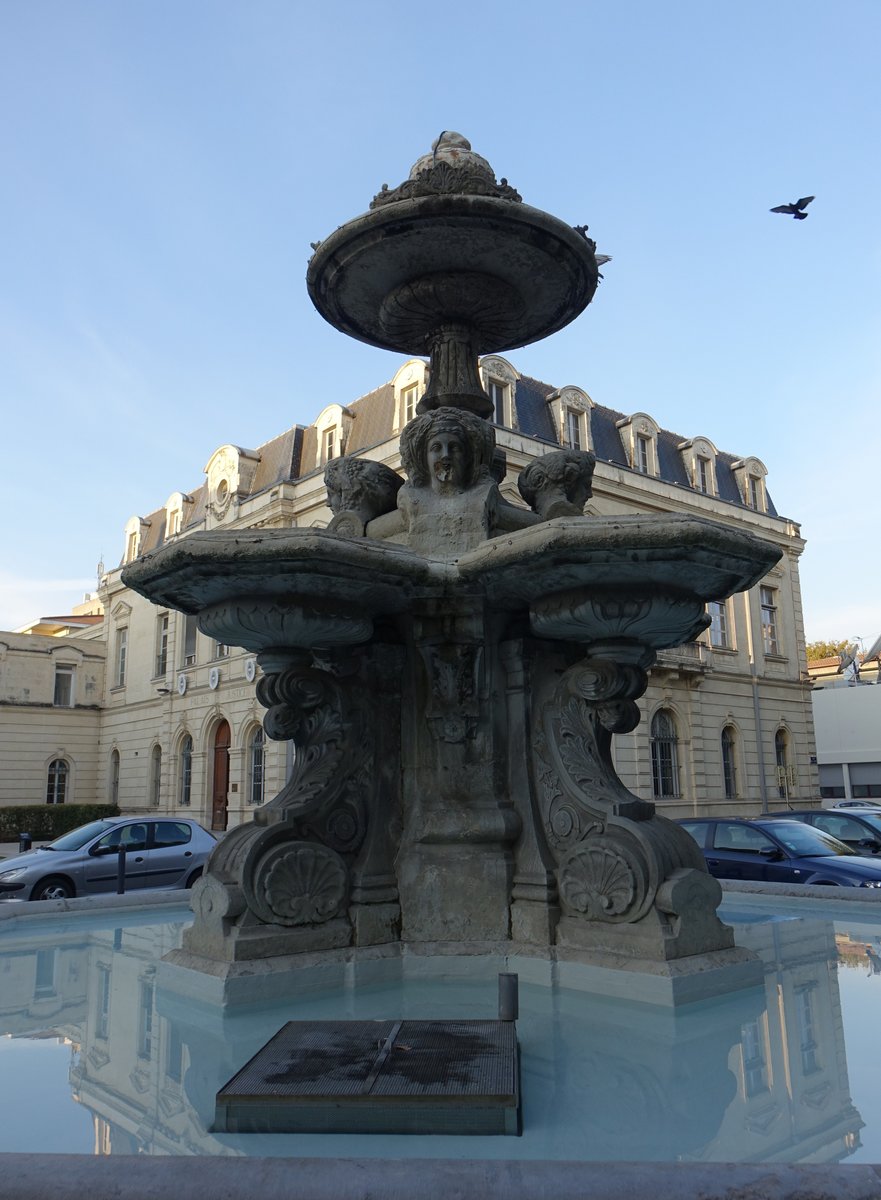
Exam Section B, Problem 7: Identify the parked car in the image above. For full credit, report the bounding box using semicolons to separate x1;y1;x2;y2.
677;816;881;887
0;816;216;901
830;800;881;811
767;808;881;855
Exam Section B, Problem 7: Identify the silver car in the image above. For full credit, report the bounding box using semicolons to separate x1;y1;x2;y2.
0;816;216;901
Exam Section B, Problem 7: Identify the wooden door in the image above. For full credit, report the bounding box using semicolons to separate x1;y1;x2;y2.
211;719;231;831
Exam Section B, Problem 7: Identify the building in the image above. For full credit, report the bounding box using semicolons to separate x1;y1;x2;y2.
808;653;881;802
0;355;817;828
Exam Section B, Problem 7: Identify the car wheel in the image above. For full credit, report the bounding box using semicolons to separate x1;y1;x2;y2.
30;876;74;901
185;868;203;888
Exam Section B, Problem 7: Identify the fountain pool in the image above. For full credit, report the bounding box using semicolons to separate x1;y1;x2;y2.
1;893;879;1165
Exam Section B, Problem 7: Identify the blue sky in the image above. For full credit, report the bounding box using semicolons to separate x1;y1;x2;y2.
1;1;878;646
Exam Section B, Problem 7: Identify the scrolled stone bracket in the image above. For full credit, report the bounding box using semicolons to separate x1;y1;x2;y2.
254;657;369;860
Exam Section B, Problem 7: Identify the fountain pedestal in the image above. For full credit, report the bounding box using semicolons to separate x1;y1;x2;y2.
122;134;778;998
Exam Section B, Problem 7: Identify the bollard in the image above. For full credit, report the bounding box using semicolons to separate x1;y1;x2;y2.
116;845;126;894
498;972;519;1021
18;832;32;854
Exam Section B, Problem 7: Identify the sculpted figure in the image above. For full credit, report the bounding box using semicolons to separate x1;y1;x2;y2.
518;449;596;519
325;456;404;536
398;408;499;557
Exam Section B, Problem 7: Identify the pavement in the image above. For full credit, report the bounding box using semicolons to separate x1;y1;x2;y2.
0;839;36;861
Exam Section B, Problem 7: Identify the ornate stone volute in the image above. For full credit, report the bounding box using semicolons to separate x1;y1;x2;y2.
518;450;596;519
325;456;404;536
184;647;395;962
532;645;733;958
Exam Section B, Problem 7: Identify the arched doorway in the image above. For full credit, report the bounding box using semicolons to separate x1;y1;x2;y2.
211;719;231;831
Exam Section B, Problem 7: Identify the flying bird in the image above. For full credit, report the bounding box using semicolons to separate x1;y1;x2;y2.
770;196;815;220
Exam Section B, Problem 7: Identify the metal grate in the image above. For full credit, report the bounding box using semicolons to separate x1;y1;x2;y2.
214;1019;520;1135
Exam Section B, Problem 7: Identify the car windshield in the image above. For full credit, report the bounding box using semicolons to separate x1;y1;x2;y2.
47;821;119;851
852;812;881;836
761;822;855;858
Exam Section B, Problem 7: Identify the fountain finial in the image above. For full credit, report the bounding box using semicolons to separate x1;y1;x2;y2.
370;132;522;209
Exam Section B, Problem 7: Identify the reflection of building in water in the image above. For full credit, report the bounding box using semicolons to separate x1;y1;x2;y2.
683;919;863;1163
0;913;866;1161
836;927;881;976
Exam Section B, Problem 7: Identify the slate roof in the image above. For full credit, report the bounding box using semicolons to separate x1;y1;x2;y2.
128;362;777;558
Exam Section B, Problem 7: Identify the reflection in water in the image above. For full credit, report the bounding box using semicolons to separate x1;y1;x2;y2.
0;910;867;1162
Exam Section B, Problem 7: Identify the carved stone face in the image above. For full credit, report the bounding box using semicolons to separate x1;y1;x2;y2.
427;430;468;491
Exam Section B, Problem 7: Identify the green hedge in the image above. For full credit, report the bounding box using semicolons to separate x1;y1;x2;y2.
0;804;120;841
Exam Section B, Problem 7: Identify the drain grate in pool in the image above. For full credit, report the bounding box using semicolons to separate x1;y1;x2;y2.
213;1019;520;1135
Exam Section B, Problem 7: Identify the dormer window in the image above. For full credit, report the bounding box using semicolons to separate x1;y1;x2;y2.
203;445;260;524
565;408;583;450
479;356;519;430
731;456;769;513
402;384;419;424
488;379;506;424
547;385;593;451
313;403;353;470
392;360;428;430
616;413;659;477
163;492;193;542
697;457;711;493
678;437;717;496
123;516;151;563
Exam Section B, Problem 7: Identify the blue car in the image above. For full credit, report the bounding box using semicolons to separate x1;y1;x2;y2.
677;816;881;887
767;808;881;855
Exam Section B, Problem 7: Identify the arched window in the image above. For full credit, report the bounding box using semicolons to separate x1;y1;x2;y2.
150;746;162;808
721;726;738;800
650;710;680;799
109;750;120;807
248;727;265;806
775;729;791;800
179;736;193;808
47;759;69;805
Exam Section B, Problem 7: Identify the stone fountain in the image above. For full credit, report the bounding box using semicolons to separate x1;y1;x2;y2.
123;133;779;997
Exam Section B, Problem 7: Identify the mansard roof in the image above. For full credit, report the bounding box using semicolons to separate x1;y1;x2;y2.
127;361;778;559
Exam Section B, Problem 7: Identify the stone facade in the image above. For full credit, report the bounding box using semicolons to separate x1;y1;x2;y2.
0;354;816;828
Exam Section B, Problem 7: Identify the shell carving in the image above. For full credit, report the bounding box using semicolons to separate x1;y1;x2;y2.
558;843;637;919
256;842;348;926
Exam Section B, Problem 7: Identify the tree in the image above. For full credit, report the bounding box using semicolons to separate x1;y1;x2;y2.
806;639;851;662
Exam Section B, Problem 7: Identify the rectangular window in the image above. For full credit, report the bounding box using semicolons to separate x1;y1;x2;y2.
796;988;819;1074
322;427;336;465
741;1019;768;1096
166;1022;183;1084
96;964;112;1040
488;380;505;425
401;383;419;425
708;601;729;649
155;614;169;677
636;435;650;474
214;641;229;659
566;408;582;450
760;586;779;655
182;614;198;666
697;457;711;494
34;949;56;998
115;628;128;688
749;476;762;510
126;531;138;562
138;980;155;1060
167;509;181;537
53;665;75;706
